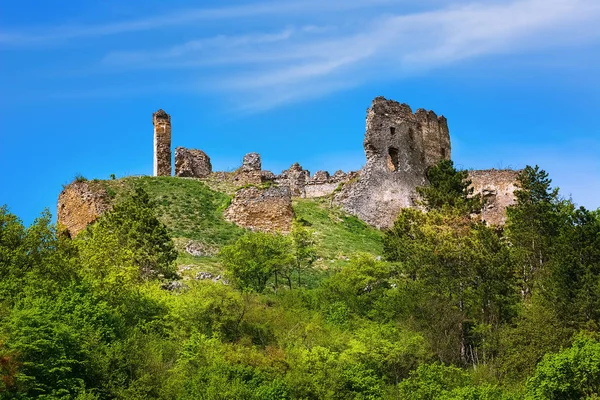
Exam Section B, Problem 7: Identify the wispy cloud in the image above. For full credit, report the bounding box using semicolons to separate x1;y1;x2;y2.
0;0;410;46
3;0;600;110
206;0;600;110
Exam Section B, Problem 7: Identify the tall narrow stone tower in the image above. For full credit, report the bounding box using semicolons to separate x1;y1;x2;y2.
153;109;172;176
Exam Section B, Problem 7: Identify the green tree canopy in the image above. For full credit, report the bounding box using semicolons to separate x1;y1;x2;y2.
416;159;480;213
220;231;293;293
526;335;600;399
76;187;177;290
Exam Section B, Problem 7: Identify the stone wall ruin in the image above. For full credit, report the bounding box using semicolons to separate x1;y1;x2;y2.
175;147;212;178
224;186;294;233
153;109;172;177
468;169;520;226
335;97;451;228
57;181;112;238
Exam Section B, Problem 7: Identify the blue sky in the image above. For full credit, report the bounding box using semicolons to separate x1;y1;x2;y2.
1;0;599;225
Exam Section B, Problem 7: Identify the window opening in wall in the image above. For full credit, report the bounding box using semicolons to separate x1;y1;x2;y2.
441;147;446;158
390;126;396;136
408;129;414;141
388;147;400;172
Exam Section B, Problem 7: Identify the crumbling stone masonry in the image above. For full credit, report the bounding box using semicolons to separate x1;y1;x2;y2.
224;186;294;233
153;109;172;176
57;181;112;238
241;152;262;172
175;147;212;178
232;152;264;186
468;169;521;226
275;163;311;197
304;170;353;198
335;97;451;229
57;98;520;237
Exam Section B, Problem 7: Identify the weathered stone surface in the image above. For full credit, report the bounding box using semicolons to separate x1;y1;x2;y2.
309;170;330;184
331;170;348;182
242;152;262;172
261;170;277;182
336;97;451;229
224;186;294;233
161;280;188;292
275;162;310;197
232;170;263;186
175;147;212;178
153;109;172;177
302;170;355;199
57;181;112;238
230;152;264;185
469;169;520;226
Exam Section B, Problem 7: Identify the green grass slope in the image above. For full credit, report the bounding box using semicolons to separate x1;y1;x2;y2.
95;176;383;273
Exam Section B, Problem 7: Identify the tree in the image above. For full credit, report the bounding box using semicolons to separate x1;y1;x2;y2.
324;253;393;316
397;363;510;400
384;161;517;365
543;206;600;328
416;159;480;213
0;207;77;304
220;232;293;293
76;187;177;290
386;209;514;364
505;165;562;299
290;222;317;288
526;335;600;399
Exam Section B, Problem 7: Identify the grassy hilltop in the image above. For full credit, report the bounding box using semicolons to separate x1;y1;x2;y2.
94;176;383;278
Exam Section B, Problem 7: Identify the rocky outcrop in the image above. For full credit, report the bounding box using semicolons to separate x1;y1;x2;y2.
57;181;112;237
336;97;451;229
469;169;520;226
175;147;212;178
224;186;294;233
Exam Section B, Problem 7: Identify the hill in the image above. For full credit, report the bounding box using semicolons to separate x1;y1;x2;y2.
73;176;383;280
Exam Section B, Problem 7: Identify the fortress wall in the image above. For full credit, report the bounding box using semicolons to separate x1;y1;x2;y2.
336;97;451;229
469;169;521;226
57;181;112;237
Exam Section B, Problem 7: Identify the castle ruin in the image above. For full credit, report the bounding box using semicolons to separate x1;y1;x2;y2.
153;109;172;177
58;98;519;236
335;97;451;228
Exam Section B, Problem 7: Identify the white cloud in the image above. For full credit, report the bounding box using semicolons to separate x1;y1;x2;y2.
4;0;600;110
206;0;600;109
0;0;413;46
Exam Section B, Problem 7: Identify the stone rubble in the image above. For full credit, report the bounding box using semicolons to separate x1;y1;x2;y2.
175;147;212;178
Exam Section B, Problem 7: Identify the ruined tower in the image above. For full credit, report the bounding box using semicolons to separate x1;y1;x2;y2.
337;97;451;228
153;109;172;176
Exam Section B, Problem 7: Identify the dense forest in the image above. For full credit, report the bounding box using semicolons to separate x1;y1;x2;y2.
1;162;599;399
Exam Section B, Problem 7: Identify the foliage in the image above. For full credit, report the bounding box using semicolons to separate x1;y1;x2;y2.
1;162;599;398
417;159;480;213
397;363;514;400
543;207;600;327
220;232;294;293
505;165;562;299
526;335;600;399
384;206;516;365
76;187;177;289
290;222;318;287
